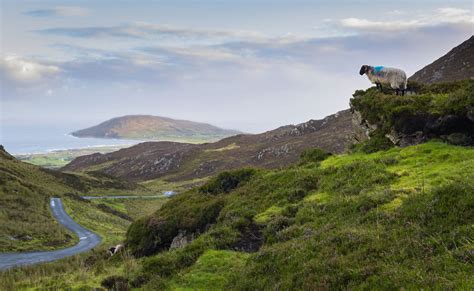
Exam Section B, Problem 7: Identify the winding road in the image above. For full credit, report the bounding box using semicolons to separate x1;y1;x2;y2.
0;198;101;270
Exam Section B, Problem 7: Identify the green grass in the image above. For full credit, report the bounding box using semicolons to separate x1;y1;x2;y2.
0;193;171;290
0;196;133;290
139;177;209;194
0;151;80;252
90;197;168;220
64;198;131;245
15;146;129;169
166;250;249;290
125;141;474;289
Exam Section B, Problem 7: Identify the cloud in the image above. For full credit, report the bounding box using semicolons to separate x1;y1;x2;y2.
0;55;62;99
340;18;422;32
339;7;473;33
37;23;265;43
25;6;90;17
1;55;60;82
5;6;472;131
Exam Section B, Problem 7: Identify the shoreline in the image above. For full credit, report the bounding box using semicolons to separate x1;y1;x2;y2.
13;144;134;156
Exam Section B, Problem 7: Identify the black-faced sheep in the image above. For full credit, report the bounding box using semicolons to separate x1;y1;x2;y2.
359;65;407;96
108;244;124;256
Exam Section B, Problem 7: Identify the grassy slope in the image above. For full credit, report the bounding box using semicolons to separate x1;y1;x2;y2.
0;145;169;289
0;150;79;252
89;197;168;220
0;144;146;252
0;197;131;290
127;141;473;289
0;195;167;289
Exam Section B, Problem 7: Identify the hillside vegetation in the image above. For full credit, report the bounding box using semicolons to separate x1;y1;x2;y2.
111;80;474;289
351;80;474;148
121;140;473;289
0;145;137;252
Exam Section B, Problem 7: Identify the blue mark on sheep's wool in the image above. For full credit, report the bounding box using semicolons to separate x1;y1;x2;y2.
374;66;384;76
374;66;384;73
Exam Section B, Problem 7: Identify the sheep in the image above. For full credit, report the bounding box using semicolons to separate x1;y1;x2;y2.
359;65;407;96
108;244;124;256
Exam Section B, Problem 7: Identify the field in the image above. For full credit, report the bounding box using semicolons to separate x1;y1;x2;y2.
15;146;129;169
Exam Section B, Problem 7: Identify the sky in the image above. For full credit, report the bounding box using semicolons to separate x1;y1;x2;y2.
1;0;473;133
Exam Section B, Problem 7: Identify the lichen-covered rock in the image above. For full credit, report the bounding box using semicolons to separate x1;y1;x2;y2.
169;231;195;250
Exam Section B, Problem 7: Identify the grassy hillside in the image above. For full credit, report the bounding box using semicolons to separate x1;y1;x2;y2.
123;141;473;289
0;145;138;252
0;196;131;290
0;146;80;252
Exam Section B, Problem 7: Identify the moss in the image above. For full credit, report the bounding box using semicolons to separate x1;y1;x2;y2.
254;205;284;224
165;250;249;290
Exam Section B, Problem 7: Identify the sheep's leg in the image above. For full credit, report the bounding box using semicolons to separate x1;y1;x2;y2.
395;89;400;96
401;90;405;96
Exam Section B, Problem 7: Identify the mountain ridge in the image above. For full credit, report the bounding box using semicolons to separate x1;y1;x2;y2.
409;35;474;84
63;110;354;182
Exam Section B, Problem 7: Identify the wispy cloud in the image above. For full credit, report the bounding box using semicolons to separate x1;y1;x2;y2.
37;23;265;43
338;7;473;33
25;6;90;17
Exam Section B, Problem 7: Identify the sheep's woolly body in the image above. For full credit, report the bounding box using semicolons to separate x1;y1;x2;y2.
366;66;407;90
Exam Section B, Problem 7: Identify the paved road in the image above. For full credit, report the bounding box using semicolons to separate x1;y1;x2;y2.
0;198;101;270
81;195;164;199
81;191;176;200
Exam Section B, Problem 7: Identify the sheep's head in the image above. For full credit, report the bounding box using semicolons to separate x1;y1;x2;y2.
359;65;368;75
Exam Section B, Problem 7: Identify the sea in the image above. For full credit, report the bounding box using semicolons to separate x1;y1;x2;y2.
0;124;142;155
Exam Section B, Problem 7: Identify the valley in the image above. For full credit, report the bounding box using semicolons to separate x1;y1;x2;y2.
1;36;473;290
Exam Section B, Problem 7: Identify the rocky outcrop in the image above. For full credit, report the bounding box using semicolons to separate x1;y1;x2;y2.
169;231;196;250
350;99;474;147
351;109;374;143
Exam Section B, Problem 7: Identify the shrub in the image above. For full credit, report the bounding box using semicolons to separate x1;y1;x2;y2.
199;168;256;195
351;131;394;153
126;192;224;256
299;148;331;165
101;275;129;290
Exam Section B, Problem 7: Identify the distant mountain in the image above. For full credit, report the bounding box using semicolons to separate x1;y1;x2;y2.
63;110;354;182
71;115;241;143
409;36;474;84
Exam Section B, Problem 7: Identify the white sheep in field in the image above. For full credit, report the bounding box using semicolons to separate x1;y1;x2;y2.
359;65;407;96
108;244;124;256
